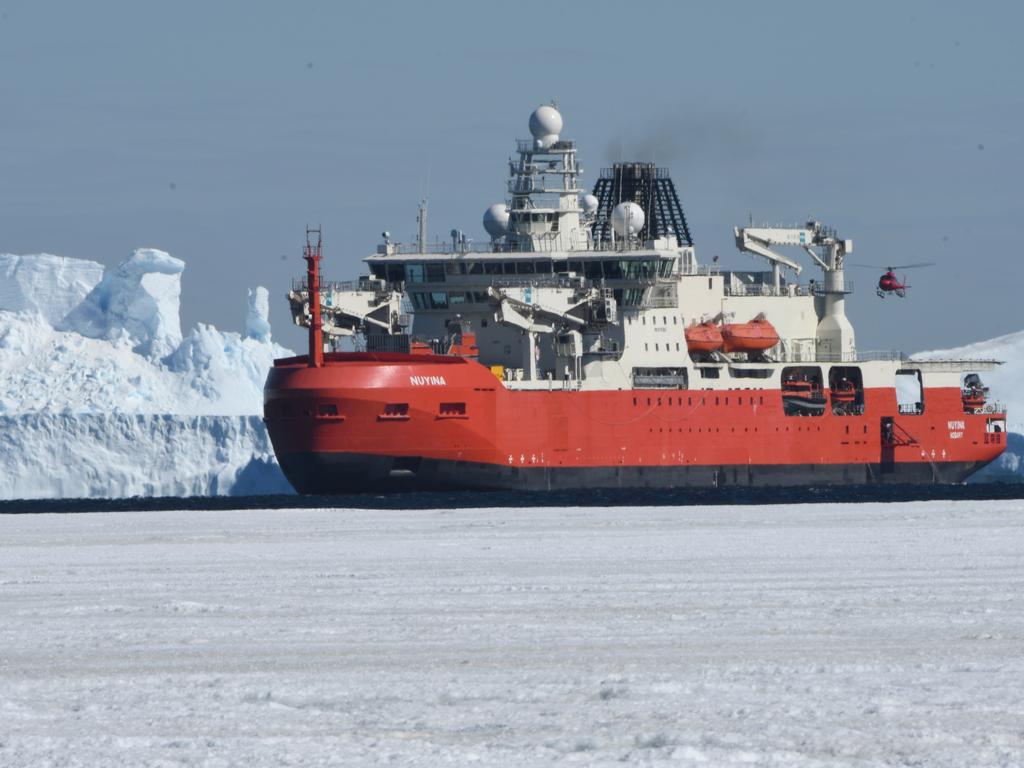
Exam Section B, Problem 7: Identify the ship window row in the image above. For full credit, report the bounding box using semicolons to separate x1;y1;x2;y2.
411;288;646;309
629;314;681;325
630;395;768;407
371;258;674;284
643;342;683;353
410;291;492;310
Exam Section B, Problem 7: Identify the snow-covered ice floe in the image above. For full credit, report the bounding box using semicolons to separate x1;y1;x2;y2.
1;501;1022;766
0;251;294;498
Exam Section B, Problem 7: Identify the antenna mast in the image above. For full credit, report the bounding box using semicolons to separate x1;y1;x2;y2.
303;226;324;368
417;199;428;253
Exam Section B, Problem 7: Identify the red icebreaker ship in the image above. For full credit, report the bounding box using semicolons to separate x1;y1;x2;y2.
264;105;1007;492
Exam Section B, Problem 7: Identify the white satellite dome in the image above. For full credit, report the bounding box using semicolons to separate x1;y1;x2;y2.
580;193;599;215
534;134;559;150
483;204;510;238
529;104;563;140
611;202;645;237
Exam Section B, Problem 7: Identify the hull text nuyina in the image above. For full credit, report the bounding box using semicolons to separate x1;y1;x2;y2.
263;105;1007;492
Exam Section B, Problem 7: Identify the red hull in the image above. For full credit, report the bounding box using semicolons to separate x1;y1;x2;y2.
263;353;1006;493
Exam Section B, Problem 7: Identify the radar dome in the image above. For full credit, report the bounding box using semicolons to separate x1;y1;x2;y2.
483;204;510;238
611;202;645;237
580;194;599;215
529;104;563;140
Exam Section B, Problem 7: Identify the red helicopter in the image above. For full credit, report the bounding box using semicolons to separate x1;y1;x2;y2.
854;262;934;298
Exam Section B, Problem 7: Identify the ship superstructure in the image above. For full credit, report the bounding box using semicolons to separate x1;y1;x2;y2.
265;105;1007;492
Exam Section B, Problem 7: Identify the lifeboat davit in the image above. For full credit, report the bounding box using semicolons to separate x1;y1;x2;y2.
685;321;724;353
720;316;779;353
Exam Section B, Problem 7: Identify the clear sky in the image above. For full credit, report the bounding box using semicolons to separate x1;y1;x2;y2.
2;0;1021;353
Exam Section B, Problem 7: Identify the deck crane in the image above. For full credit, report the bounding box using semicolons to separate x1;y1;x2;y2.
488;284;617;382
288;277;405;348
733;220;856;361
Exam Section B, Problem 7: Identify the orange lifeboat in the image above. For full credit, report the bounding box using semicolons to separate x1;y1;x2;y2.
685;321;724;353
721;315;779;353
830;378;858;403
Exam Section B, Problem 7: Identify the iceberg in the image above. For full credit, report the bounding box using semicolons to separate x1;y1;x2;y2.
60;248;185;359
0;253;104;325
0;249;296;499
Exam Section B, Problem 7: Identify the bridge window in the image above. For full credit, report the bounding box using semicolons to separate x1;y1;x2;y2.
425;263;445;282
624;288;645;305
585;261;602;279
503;262;516;274
412;293;429;310
468;262;484;275
896;369;924;415
553;260;569;274
448;292;467;305
484;262;502;275
405;263;425;283
603;260;624;279
535;261;552;274
386;264;405;282
429;292;448;309
516;261;535;274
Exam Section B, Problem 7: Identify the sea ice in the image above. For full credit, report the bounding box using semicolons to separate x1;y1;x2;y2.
1;500;1022;766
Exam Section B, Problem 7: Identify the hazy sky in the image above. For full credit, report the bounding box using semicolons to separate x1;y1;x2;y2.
2;0;1021;353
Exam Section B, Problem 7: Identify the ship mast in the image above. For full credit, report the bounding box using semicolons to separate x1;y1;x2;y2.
304;226;324;367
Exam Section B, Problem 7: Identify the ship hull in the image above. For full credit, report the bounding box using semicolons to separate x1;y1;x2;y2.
278;451;989;493
264;353;1006;495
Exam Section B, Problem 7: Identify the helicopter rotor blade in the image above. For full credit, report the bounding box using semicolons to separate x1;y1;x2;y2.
849;262;935;270
886;262;935;270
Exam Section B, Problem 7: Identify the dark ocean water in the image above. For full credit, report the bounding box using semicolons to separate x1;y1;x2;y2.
2;483;1023;514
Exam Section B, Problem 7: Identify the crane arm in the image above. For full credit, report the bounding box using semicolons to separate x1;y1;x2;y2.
733;228;804;275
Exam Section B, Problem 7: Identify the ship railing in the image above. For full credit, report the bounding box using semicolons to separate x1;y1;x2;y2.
293;277;395;298
898;403;924;416
503;375;583;391
969;402;1007;415
515;139;575;153
487;275;585;290
681;264;721;277
723;283;813;297
379;242;501;255
771;339;910;364
852;350;910;362
376;239;697;256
